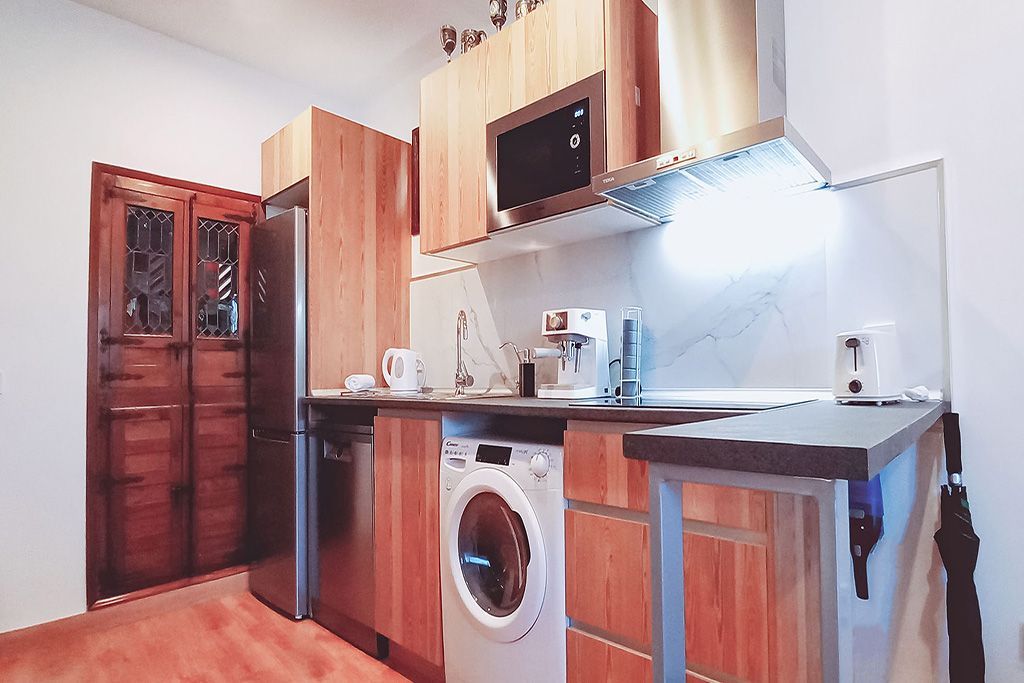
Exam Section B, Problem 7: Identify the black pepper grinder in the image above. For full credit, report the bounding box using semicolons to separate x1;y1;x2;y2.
500;342;536;397
519;348;536;398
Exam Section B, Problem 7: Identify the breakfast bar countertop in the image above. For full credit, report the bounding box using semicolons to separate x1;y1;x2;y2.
623;399;949;480
304;392;749;425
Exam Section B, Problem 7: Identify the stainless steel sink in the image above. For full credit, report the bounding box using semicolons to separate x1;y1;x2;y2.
341;389;514;402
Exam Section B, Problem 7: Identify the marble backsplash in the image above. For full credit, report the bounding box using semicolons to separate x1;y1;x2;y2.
411;165;947;395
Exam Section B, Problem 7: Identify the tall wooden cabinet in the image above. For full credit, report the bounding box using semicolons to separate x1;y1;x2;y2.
87;166;259;604
260;107;411;392
418;0;659;255
563;423;823;683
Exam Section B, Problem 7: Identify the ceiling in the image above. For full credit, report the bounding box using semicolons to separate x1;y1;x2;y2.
71;0;494;137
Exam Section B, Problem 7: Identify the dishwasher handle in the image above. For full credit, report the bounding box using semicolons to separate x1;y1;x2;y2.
316;429;373;463
323;441;355;463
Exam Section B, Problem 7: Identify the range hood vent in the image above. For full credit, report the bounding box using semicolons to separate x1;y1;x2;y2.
598;119;828;222
594;0;831;223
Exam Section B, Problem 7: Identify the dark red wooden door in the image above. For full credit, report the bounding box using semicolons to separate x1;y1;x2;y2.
88;166;260;604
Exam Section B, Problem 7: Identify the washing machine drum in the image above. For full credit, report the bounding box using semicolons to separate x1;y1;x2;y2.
447;468;547;642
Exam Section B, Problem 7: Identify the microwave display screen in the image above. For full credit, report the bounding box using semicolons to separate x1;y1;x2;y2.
496;98;591;212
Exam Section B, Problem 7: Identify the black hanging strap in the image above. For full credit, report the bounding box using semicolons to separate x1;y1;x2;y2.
942;412;963;480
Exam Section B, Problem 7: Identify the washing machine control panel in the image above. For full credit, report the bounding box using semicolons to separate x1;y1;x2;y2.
441;437;562;489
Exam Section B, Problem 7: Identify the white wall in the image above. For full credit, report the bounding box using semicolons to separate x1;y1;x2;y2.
0;0;359;633
785;1;1024;679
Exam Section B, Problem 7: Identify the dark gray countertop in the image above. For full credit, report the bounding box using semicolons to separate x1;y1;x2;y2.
623;399;948;480
305;394;748;425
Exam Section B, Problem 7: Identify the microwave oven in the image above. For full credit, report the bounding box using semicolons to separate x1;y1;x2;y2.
486;72;606;233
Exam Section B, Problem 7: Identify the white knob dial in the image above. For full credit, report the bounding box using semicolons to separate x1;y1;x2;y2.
529;452;550;478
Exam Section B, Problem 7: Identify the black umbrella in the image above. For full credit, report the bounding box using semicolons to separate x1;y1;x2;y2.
934;412;985;682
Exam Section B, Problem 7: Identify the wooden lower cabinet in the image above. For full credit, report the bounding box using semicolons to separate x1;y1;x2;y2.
683;533;770;682
372;415;444;671
567;628;652;683
563;424;821;683
565;509;652;648
105;406;188;593
190;403;248;574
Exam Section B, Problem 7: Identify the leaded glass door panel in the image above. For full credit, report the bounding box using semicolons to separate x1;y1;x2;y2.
189;201;253;405
101;188;189;405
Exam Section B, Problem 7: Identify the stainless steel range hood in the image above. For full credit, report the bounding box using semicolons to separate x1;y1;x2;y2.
593;0;830;223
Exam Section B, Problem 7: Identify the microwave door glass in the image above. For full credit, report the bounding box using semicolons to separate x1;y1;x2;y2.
496;98;591;212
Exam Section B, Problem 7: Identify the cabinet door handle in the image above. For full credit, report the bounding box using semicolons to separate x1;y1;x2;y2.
221;371;246;379
102;372;144;383
170;483;194;501
101;409;153;422
99;334;144;347
106;475;145;487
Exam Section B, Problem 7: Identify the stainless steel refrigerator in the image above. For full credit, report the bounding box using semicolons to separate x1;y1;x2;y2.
248;207;309;618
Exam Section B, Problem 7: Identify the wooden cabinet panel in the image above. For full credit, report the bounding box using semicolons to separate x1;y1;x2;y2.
487;0;605;123
373;416;444;668
106;406;187;594
682;482;769;533
683;533;771;683
565;509;652;647
567;627;652;683
191;403;247;574
419;48;488;254
769;494;823;683
604;0;661;168
549;0;605;93
261;107;312;199
307;108;412;391
564;429;649;512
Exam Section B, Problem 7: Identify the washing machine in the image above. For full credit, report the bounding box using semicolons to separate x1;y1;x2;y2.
439;435;566;683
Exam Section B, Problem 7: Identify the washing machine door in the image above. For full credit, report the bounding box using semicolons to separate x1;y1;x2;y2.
446;467;546;643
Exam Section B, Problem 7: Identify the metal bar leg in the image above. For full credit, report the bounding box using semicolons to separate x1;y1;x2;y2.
649;462;685;683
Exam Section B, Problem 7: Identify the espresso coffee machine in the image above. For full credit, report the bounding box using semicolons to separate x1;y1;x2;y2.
534;308;611;399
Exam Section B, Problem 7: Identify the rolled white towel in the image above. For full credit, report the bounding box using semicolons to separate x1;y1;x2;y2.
344;373;376;393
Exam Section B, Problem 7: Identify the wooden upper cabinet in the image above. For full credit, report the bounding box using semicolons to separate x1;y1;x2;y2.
419;46;488;254
260;107;412;393
419;0;658;256
604;0;660;169
485;0;605;123
261;107;312;200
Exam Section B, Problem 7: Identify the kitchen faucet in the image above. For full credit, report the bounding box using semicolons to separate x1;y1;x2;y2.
454;310;475;396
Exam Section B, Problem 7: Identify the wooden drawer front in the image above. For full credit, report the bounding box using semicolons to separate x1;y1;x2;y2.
567;627;652;683
564;430;648;512
683;533;771;683
565;509;651;647
681;482;769;533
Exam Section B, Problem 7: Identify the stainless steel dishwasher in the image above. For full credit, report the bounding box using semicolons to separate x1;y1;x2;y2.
309;424;385;658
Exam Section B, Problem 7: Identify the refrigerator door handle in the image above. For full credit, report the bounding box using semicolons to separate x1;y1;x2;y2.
251;428;293;444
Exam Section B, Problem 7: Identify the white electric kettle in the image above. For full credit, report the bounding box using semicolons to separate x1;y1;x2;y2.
381;348;426;393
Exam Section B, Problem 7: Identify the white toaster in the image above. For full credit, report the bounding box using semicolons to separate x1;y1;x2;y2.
833;327;905;404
